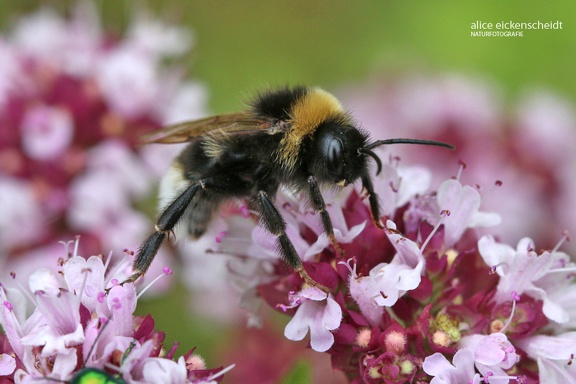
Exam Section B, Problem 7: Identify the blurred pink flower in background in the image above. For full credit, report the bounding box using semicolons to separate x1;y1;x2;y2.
339;75;576;255
0;4;207;289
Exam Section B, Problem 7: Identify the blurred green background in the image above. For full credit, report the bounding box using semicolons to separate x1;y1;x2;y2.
2;0;573;112
1;1;573;382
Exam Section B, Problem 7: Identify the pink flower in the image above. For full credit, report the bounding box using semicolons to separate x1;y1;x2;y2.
0;177;44;251
342;220;426;327
281;287;342;352
0;239;229;383
341;258;385;327
0;4;206;294
437;178;501;247
341;76;576;255
423;349;482;384
478;235;572;323
515;332;576;384
459;333;518;383
20;104;74;161
372;163;432;217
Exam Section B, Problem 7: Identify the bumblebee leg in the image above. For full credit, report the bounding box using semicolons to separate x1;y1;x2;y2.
257;190;329;292
122;182;202;285
361;174;384;229
123;176;251;286
307;176;345;257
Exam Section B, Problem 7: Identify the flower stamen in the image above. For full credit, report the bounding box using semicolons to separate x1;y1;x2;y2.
481;179;503;202
205;364;236;381
137;267;173;299
58;239;76;257
455;160;467;181
499;291;519;334
78;267;92;303
7;273;35;305
338;257;357;277
420;209;450;251
72;236;80;258
552;230;571;253
490;261;509;275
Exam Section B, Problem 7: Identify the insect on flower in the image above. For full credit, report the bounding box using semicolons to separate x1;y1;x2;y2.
65;368;126;384
124;86;454;289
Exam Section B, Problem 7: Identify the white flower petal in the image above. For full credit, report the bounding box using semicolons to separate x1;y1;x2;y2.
309;322;335;353
284;302;314;342
0;353;16;376
143;356;187;384
322;296;343;331
29;269;61;295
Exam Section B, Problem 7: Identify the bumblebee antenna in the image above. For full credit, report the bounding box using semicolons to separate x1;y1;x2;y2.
361;138;454;176
364;138;455;151
358;148;383;175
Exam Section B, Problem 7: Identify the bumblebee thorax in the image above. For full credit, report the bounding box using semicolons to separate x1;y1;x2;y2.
277;88;349;171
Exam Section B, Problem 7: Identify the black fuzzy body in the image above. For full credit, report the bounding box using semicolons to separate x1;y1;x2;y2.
128;87;453;284
133;86;377;280
173;132;295;238
170;86;369;239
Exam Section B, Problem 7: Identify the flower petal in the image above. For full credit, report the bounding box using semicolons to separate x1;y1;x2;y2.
284;302;314;342
0;353;16;376
322;296;343;331
29;268;61;295
142;356;187;384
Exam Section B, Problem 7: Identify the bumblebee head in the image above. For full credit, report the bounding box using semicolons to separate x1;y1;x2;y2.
310;121;371;186
309;120;455;187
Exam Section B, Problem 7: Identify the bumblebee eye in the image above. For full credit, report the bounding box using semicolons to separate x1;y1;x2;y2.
327;138;344;178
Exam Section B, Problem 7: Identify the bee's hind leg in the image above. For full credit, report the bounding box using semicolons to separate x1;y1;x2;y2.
120;181;202;287
118;175;251;288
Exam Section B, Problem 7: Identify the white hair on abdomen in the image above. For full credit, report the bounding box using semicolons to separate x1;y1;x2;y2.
157;162;190;242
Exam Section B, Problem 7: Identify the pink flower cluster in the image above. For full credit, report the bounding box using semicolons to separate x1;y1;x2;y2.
210;157;576;382
0;239;231;383
0;4;205;287
341;75;576;255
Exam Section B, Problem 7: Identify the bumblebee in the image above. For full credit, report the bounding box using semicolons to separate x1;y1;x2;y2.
127;86;454;288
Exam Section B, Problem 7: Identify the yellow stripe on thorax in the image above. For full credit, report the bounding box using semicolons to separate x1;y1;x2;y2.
278;88;345;171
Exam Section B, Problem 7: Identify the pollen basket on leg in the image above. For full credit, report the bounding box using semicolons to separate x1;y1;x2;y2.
277;88;347;171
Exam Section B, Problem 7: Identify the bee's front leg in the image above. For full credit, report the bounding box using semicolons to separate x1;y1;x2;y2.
307;175;345;257
361;173;384;229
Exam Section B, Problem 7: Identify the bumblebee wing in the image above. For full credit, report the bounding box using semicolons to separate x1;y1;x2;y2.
142;112;277;144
